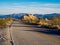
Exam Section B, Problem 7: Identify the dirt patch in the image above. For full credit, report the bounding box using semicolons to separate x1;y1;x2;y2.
0;27;11;45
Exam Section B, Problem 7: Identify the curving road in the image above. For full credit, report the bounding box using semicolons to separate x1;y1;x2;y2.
10;21;60;45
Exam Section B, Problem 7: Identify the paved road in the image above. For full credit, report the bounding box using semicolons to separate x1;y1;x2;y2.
10;21;60;45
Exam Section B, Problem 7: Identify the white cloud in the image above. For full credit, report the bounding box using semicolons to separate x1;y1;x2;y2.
0;2;60;14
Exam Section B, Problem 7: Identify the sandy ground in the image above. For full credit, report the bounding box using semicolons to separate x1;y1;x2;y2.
0;27;11;45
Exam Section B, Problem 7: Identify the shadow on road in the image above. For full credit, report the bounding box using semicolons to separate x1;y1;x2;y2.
12;22;60;36
20;22;60;36
24;28;60;36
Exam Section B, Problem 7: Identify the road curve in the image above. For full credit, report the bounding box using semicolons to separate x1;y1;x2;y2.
10;21;60;45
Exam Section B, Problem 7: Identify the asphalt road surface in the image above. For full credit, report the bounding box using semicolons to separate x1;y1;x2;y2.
10;21;60;45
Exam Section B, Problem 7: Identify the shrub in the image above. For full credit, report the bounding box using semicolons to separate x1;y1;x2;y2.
0;19;6;28
22;14;39;24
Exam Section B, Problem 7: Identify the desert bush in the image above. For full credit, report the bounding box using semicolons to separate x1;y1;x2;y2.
22;14;39;24
52;16;60;25
0;19;6;28
0;18;13;28
38;18;47;25
5;18;13;26
51;16;60;29
38;18;59;29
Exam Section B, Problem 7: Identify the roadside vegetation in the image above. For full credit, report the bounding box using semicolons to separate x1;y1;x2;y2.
0;17;13;45
22;14;39;24
51;16;60;29
0;18;13;28
21;14;60;30
0;19;6;28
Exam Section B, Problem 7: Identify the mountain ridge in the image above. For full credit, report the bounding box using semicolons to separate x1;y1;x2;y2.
0;13;60;19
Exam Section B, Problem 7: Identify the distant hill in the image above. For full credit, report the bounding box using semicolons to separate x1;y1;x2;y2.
0;13;27;19
34;13;60;18
10;13;26;19
34;14;43;18
43;13;60;18
0;13;60;19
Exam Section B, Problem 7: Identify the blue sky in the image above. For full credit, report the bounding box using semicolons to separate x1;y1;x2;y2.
0;0;60;14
